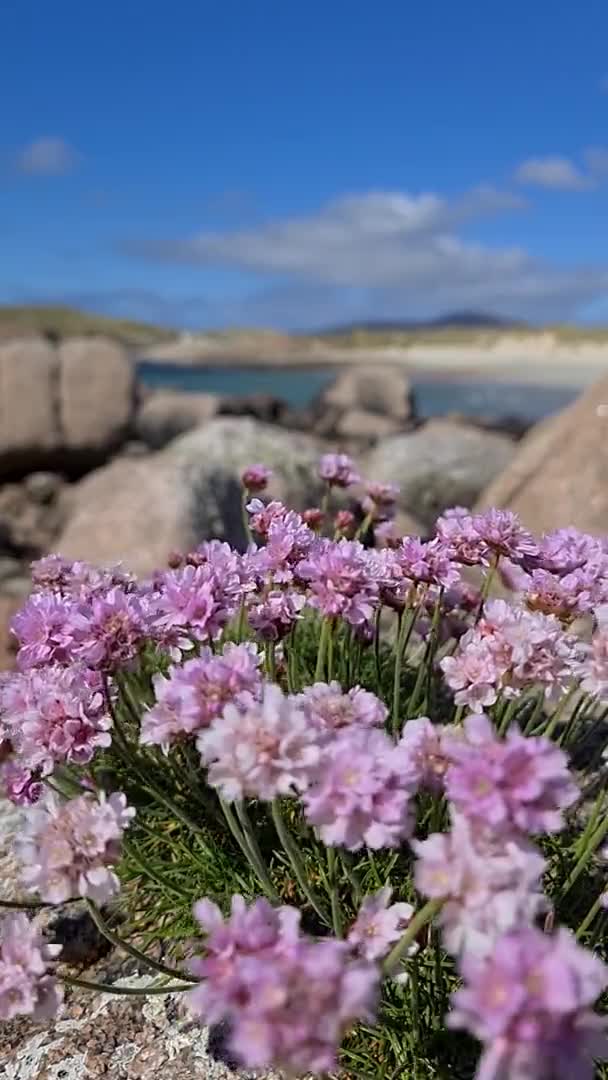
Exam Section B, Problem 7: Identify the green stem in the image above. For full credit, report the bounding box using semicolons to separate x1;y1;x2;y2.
543;681;579;740
475;553;500;621
576;893;605;939
271;800;330;925
315;618;331;681
383;898;443;976
220;799;278;901
0;897;48;909
374;606;382;687
523;690;546;735
392;608;416;734
265;641;276;681
85;901;195;982
497;696;520;737
241;492;252;547
561;815;608;900
326;847;343;937
122;837;191;901
62;973;191;996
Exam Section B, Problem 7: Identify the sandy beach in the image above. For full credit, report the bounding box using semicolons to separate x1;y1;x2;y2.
141;332;608;388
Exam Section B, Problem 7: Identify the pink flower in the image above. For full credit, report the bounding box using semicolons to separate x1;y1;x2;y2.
449;927;608;1080
69;587;148;671
347;887;414;961
414;813;546;958
296;681;387;734
246;499;291;538
11;592;79;671
296;538;379;626
140;643;262;748
198;683;321;801
188;895;378;1075
361;483;399;523
250;511;314;584
535;527;605;576
572;608;608;701
436;509;490;567
248;589;306;641
153;564;232;644
1;664;111;775
396;716;451;793
471;508;539;565
441;599;576;708
18;791;135;904
303;726;414;850
395;537;461;589
318;453;361;488
445;713;578;839
241;464;273;493
0;760;43;806
0;912;63;1021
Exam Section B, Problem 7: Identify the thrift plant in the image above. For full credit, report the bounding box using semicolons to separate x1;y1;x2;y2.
2;451;608;1078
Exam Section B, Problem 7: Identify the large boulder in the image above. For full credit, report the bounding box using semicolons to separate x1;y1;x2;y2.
0;336;135;477
58;337;134;454
476;375;608;535
56;418;323;574
363;419;515;529
318;365;414;422
0;338;60;474
135;389;220;449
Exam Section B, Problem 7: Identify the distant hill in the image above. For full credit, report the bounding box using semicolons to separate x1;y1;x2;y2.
0;305;175;347
316;311;525;336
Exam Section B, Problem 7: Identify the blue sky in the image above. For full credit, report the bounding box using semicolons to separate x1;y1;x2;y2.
2;0;608;329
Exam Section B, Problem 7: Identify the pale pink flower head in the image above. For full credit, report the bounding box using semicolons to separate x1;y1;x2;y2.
297;681;387;735
303;726;414;851
348;887;414;961
395;537;460;589
1;664;111;775
153;564;231;644
436;509;489;566
535;527;605;576
318;453;361;488
0;912;63;1021
414;812;546;959
241;463;273;493
449;927;608;1080
296;538;379;626
18;790;135;904
0;760;43;806
248;589;305;641
335;509;357;536
445;712;578;839
396;716;451;793
69;587;148;671
188;895;378;1075
11;592;79;671
198;683;321;801
140;642;262;748
361;483;399;523
246;499;289;538
302;507;325;531
576;622;608;701
471;508;539;565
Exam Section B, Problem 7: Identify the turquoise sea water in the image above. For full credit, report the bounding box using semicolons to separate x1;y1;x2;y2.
137;361;577;423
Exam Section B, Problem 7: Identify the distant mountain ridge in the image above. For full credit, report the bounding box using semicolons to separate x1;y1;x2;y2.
316;311;526;336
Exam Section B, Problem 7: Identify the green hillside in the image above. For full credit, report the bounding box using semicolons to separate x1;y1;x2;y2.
0;305;175;347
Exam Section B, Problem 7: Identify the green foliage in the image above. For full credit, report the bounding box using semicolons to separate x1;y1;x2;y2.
0;304;175;346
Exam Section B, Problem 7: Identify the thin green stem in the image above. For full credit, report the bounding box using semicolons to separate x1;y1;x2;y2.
62;974;191;996
576;893;605;939
271;800;330;925
374;606;382;687
122;837;191;901
85;901;196;982
326;847;343;937
315;618;331;681
265;641;276;681
219;799;277;901
475;553;500;621
561;815;608;900
235;801;278;900
0;897;48;909
543;681;579;740
241;492;252;547
383;898;443;976
392;608;416;734
497;696;520;737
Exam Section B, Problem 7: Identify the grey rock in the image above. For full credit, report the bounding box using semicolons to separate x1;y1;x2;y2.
0;555;23;582
136;389;220;449
334;407;403;442
476;374;608;535
58;336;135;453
218;393;287;424
0;337;60;475
318;364;414;421
56;418;323;574
23;470;63;504
363;418;515;529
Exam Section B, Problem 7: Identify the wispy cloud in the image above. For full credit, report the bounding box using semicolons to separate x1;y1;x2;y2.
123;185;608;324
514;156;592;191
14;136;81;176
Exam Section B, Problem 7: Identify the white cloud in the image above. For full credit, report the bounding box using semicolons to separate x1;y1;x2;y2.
586;146;608;178
15;136;80;175
128;186;608;324
514;156;592;191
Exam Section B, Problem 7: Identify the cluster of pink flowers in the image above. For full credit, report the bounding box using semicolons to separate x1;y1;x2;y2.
441;598;576;708
449;927;608;1079
141;642;262;749
0;912;63;1021
296;680;387;734
436;507;538;568
318;452;361;489
189;895;378;1074
444;712;578;839
0;662;111;779
296;537;379;625
18;791;135;904
414;812;546;959
347;886;414;961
